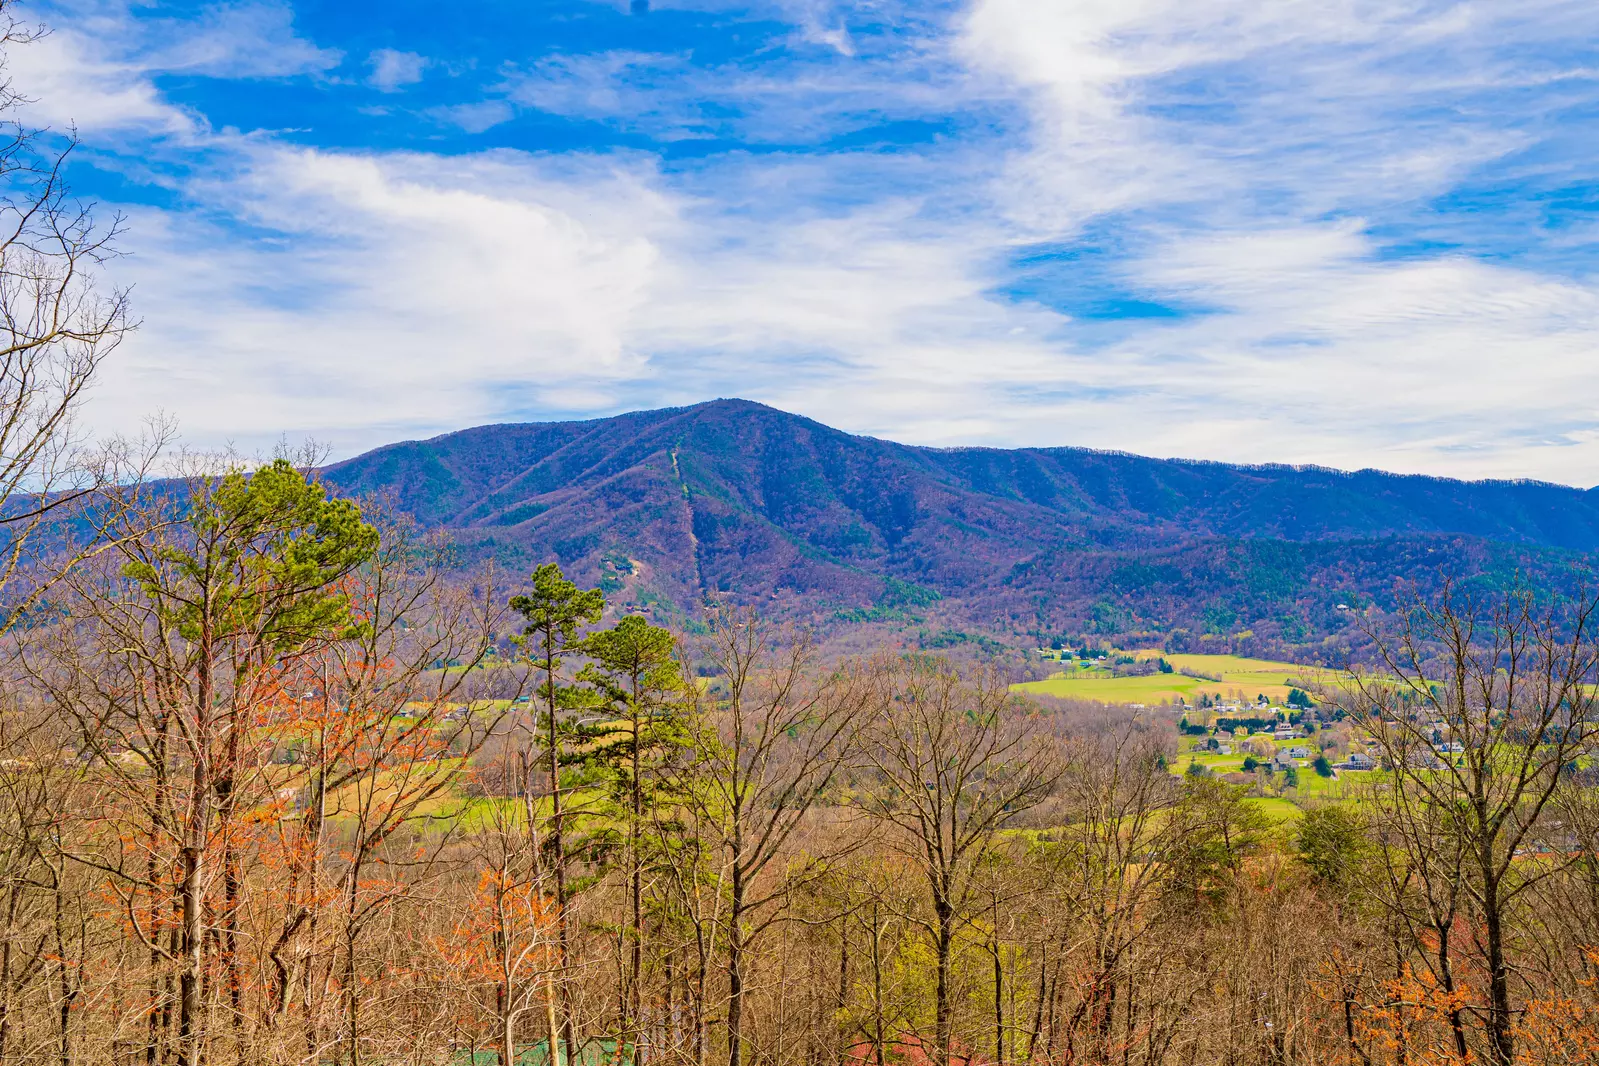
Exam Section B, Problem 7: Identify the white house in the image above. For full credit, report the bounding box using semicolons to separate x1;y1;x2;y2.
1345;752;1375;769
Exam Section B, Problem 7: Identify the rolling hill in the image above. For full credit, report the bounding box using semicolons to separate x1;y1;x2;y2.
322;399;1599;653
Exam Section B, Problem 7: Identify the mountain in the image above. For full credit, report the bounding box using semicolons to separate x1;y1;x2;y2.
322;399;1599;653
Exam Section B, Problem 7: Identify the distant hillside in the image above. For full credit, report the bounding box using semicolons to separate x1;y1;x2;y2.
322;399;1599;653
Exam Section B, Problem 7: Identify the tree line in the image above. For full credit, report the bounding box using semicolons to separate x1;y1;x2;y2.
1;455;1599;1066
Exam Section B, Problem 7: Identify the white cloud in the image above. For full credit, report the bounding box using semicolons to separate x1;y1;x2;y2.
505;52;685;123
893;0;1599;481
7;23;194;133
146;2;343;79
92;147;680;453
367;48;427;92
961;0;1599;233
427;99;515;133
493;32;979;145
82;136;1599;483
1089;224;1599;480
12;0;339;133
35;0;1599;487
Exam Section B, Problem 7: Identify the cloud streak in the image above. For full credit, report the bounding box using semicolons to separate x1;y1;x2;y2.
28;0;1599;485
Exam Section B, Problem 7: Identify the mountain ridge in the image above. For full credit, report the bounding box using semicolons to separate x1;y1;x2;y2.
322;398;1599;650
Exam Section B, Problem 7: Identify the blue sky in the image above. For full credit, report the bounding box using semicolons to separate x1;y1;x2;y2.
21;0;1599;482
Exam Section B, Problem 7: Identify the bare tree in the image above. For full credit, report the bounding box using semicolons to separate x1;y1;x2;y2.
25;458;380;1066
1344;582;1599;1066
1048;726;1182;1066
856;655;1061;1065
0;3;144;632
685;611;863;1066
294;513;509;1066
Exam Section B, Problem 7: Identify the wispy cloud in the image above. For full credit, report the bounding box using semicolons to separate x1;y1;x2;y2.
502;51;691;129
17;0;340;133
367;48;427;92
27;0;1599;483
145;1;343;79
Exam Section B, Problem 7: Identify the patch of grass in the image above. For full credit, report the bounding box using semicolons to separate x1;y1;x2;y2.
1016;652;1348;706
1015;672;1201;703
1246;797;1304;823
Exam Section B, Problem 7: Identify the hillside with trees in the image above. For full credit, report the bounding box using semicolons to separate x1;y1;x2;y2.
324;399;1599;654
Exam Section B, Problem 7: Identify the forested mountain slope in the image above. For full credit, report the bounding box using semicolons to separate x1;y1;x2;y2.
323;399;1599;648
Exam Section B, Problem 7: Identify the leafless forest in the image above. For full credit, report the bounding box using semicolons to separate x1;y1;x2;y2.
6;471;1599;1066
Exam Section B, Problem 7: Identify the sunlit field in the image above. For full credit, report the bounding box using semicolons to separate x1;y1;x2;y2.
1014;651;1340;705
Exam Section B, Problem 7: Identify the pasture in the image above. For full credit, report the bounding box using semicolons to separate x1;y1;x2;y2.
1014;651;1339;705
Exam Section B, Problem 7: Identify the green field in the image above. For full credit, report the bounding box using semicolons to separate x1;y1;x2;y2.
1168;733;1384;817
1243;797;1305;823
1015;652;1339;705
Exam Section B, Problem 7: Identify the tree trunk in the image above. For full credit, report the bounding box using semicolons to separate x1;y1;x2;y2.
1023;946;1048;1065
546;638;577;1066
1482;867;1514;1066
343;856;363;1066
694;926;708;1066
992;944;1003;1066
630;697;644;1053
934;893;954;1066
837;920;850;1066
500;972;516;1066
1431;919;1469;1062
0;880;20;1063
871;902;886;1066
179;612;215;1066
177;836;205;1065
728;861;745;1066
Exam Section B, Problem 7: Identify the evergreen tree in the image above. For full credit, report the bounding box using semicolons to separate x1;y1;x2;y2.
581;615;693;1039
508;562;605;1064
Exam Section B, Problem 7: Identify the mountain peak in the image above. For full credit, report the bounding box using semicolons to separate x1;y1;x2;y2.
323;402;1599;647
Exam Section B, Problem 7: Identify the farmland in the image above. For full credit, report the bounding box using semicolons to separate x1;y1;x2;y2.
1013;650;1343;705
1009;652;1384;821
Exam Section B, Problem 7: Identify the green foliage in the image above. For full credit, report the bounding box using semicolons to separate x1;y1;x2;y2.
1089;599;1131;635
511;562;605;707
1166;777;1269;908
1241;755;1259;773
1295;806;1368;889
918;628;1004;654
880;576;941;609
834;578;941;624
1277;614;1309;642
1108;561;1182;593
124;459;379;656
583;616;683;710
1200;601;1238;635
510;562;607;817
596;548;635;591
1313;753;1333;777
580;616;693;797
1286;687;1314;709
